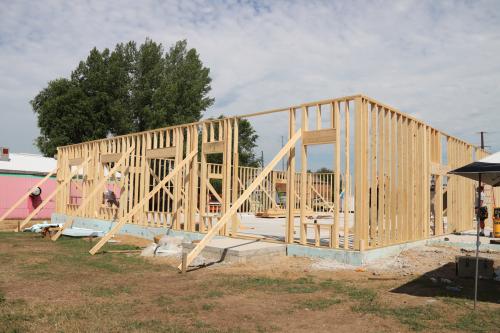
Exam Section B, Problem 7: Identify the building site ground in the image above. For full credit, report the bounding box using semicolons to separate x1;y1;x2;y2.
1;232;499;333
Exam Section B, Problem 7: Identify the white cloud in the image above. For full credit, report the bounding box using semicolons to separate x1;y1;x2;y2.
1;0;499;168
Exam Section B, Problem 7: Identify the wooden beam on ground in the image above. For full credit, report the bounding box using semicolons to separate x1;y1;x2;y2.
0;167;57;223
51;146;134;241
89;150;198;255
178;129;302;270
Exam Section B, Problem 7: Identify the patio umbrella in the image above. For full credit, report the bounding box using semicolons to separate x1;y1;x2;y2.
449;151;500;186
448;151;500;310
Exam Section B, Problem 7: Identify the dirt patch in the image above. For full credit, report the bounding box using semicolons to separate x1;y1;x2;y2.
1;232;499;332
112;234;153;248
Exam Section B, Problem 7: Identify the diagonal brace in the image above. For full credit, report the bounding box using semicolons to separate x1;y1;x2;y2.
51;146;135;241
88;150;198;255
0;167;57;224
18;158;91;231
178;129;302;271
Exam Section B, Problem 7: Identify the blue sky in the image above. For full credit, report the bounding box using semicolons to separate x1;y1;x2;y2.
1;0;499;169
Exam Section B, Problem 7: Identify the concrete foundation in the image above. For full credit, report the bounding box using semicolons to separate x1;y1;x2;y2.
52;213;499;266
182;238;286;264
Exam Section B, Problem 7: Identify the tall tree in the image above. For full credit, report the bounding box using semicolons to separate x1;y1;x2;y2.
31;78;101;155
130;39;163;131
32;38;213;156
151;40;214;128
237;119;260;167
205;116;260;168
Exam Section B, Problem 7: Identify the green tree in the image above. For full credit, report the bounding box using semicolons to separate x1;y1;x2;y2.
151;41;214;128
32;38;213;156
237;119;260;167
205;117;260;168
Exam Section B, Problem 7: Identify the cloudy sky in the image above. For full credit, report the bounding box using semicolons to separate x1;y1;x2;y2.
1;0;499;167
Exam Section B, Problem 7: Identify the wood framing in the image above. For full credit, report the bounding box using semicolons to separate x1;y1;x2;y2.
145;147;177;159
50;94;484;257
0;167;57;224
179;129;302;270
203;141;225;154
89;150;197;255
101;153;122;164
52;146;134;240
302;128;336;145
17;157;91;231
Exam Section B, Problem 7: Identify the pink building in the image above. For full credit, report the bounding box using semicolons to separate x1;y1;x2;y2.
0;148;57;219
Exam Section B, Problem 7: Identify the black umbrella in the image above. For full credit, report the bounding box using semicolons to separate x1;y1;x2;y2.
449;152;500;186
448;151;500;310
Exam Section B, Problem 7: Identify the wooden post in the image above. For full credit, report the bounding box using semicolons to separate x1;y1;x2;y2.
344;101;350;249
332;101;340;248
300;106;308;244
286;108;296;243
199;123;208;232
354;97;362;250
188;126;198;232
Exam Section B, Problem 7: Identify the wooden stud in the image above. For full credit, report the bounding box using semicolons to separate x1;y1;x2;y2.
330;102;341;248
286;108;296;243
344;101;350;249
300;106;308;244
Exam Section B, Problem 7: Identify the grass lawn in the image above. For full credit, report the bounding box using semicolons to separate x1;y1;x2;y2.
0;232;499;332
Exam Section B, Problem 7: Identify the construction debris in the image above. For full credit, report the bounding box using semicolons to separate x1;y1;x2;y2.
23;222;61;233
61;227;104;238
141;235;186;258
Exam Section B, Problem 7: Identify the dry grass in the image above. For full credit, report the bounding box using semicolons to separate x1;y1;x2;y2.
0;232;499;333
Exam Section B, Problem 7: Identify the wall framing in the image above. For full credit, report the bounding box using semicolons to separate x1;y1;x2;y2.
50;94;487;257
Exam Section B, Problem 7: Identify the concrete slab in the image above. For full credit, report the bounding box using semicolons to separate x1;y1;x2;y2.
237;212;354;245
182;238;286;264
428;229;500;251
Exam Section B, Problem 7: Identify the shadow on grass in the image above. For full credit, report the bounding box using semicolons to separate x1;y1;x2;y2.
391;262;500;304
